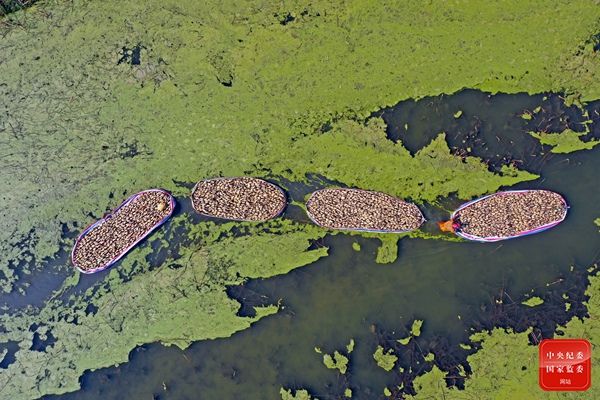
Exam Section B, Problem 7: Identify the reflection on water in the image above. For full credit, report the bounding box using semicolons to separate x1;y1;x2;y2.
41;91;600;399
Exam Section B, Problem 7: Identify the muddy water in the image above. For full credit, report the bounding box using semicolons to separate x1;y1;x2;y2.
43;91;600;400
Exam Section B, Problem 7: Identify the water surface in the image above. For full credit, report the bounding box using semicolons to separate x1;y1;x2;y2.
43;91;600;399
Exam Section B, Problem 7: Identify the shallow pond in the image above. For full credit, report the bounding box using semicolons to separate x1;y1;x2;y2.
39;90;600;399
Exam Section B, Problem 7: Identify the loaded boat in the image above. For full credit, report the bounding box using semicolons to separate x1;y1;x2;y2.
306;188;425;233
71;189;175;273
191;177;287;221
439;189;568;242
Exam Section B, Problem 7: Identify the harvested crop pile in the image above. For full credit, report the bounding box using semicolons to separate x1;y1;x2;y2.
306;188;425;232
191;177;287;221
72;190;174;273
453;190;567;240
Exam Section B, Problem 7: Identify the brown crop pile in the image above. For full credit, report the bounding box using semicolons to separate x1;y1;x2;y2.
454;190;566;238
191;177;286;221
72;191;173;272
306;188;424;232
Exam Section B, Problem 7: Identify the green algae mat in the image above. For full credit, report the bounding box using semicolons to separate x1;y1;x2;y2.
1;1;600;399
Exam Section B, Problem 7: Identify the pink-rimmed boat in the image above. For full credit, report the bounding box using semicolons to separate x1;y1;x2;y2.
71;189;175;274
305;188;426;233
191;177;287;222
440;189;568;242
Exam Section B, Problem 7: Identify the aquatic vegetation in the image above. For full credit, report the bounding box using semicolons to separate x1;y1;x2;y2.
2;0;600;398
344;231;406;263
316;339;353;374
1;0;548;294
346;339;355;353
520;112;533;120
277;121;537;203
375;236;401;264
521;296;544;307
595;218;600;230
529;128;600;153
397;319;423;345
408;270;600;399
0;219;327;398
280;388;318;400
410;320;423;337
322;351;349;374
344;388;352;398
373;345;398;371
201;220;328;279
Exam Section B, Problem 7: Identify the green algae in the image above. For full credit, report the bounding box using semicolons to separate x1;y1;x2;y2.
280;388;318;400
322;351;349;374
398;319;424;345
375;236;400;264
317;339;353;374
521;296;544;307
0;218;326;398
2;0;599;285
410;319;423;336
384;387;392;396
1;0;600;397
346;338;355;353
408;270;600;399
453;110;463;119
520;112;533;120
594;218;600;230
277;120;537;203
529;128;600;153
344;231;407;264
203;220;328;279
344;388;352;397
373;345;397;372
397;337;411;346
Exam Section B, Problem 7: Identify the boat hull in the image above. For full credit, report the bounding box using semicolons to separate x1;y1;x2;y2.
451;190;568;242
71;189;175;274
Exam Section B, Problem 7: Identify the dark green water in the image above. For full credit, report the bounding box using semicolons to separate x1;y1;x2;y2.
40;91;600;400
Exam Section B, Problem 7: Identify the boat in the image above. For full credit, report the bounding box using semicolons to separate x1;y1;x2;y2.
440;190;568;242
305;188;425;233
191;177;287;221
71;189;175;273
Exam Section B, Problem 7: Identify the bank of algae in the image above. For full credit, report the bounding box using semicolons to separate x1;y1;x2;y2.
2;0;600;398
0;217;329;397
408;268;600;400
529;128;600;153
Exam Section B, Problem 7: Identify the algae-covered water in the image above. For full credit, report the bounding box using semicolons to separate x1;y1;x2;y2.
2;1;600;400
35;90;599;400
